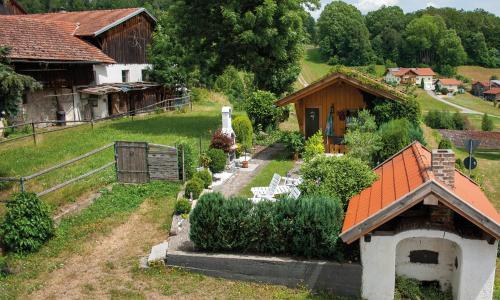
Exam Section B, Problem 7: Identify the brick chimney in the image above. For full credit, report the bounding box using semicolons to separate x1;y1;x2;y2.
431;149;455;188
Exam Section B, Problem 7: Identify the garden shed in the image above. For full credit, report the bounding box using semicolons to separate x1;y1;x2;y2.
340;142;499;300
275;67;412;153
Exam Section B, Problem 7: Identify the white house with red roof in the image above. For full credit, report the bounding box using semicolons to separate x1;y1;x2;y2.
340;142;499;300
435;78;464;94
384;68;436;90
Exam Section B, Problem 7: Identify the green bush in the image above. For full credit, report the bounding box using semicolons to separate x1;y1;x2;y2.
207;148;227;173
193;169;212;188
424;110;469;130
438;138;453;149
190;193;343;258
377;118;425;161
245;90;287;131
368;97;421;126
177;140;195;180
232;115;253;149
213;66;254;109
184;178;204;199
303;130;325;161
300;155;377;207
281;131;305;157
482;113;494;131
0;192;54;253
174;198;192;215
344;110;382;165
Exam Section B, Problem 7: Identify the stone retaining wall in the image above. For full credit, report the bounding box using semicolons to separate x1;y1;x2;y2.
439;129;500;149
167;250;362;297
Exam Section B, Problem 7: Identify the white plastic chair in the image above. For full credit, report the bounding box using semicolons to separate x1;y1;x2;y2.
250;173;289;199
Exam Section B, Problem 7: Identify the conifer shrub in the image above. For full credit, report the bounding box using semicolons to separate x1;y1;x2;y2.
174;198;192;215
232;115;253;149
0;192;54;253
184;178;204;199
207;148;227;173
193;169;212;188
189;192;226;250
438;138;453;149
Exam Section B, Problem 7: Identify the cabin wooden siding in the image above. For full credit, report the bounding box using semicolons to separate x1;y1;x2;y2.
14;62;95;88
295;82;366;138
99;14;153;64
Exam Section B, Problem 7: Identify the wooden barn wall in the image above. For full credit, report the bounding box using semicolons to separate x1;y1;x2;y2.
14;63;94;88
296;82;366;138
99;14;153;64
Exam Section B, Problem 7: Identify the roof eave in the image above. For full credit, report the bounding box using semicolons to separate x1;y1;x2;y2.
10;58;114;64
92;8;157;37
340;180;500;244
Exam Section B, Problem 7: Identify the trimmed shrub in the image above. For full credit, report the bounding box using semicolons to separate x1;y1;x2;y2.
438;138;453;149
184;178;204;199
303;130;325;161
193;169;212;188
207;148;227;173
174;198;191;215
300;155;377;208
210;128;233;153
177;140;195;180
233;115;253;149
190;193;344;258
0;192;54;253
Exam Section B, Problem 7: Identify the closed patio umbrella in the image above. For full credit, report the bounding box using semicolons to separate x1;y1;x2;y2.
325;105;334;138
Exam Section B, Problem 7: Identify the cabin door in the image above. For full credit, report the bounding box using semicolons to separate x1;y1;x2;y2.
305;108;320;139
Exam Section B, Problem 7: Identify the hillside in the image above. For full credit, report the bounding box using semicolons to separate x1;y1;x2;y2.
457;66;500;82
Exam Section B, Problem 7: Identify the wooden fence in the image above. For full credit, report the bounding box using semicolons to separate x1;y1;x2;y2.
0;141;182;202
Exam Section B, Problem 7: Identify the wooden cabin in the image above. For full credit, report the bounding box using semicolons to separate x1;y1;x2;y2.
276;70;408;154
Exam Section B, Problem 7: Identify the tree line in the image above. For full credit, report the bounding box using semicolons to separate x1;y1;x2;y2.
315;2;499;74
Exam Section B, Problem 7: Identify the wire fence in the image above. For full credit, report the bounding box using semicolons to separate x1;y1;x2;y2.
0;95;191;146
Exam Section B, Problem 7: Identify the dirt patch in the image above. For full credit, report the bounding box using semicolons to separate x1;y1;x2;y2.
29;200;166;300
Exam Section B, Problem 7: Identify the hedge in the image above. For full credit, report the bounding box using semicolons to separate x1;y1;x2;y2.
207;148;227;173
184;178;204;199
190;193;344;258
193;169;212;189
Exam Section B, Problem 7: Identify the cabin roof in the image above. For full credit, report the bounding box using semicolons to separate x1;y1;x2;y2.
437;78;463;86
0;15;115;63
276;66;411;107
17;7;156;37
340;141;500;244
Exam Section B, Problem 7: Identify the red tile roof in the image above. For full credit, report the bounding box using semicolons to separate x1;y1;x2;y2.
390;68;436;77
484;88;500;95
19;8;151;36
473;81;490;87
0;15;115;63
438;78;463;86
341;142;500;242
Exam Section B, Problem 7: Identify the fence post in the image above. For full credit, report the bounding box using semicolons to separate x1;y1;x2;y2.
19;177;25;193
182;148;185;182
31;122;37;145
90;118;94;130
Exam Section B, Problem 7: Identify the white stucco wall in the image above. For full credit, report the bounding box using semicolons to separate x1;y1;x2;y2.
360;229;497;300
416;75;434;90
93;64;150;85
23;87;83;124
384;73;400;84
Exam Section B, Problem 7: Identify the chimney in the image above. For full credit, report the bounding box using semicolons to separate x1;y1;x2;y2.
431;149;455;188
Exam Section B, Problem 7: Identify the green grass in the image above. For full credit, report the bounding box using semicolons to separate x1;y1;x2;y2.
457;66;500;82
239;152;295;198
414;89;459;113
0;181;180;299
300;46;331;84
467;114;500;131
0;101;223;211
444;92;500;117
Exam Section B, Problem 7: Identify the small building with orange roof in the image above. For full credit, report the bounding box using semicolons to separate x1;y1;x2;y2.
384;67;436;90
340;141;499;300
435;78;464;94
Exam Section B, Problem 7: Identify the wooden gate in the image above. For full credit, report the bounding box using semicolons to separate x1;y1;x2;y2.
115;141;149;183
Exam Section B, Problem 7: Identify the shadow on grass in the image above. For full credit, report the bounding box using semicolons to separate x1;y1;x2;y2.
305;47;328;64
108;113;220;138
474;150;500;161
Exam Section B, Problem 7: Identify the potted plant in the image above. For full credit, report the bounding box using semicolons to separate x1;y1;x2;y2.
241;144;249;168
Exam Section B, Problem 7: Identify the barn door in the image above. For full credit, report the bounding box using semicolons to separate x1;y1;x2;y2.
305;108;320;139
115;141;149;183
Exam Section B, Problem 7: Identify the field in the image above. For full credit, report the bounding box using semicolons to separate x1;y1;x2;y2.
444;92;500;117
414;89;459;113
457;66;500;82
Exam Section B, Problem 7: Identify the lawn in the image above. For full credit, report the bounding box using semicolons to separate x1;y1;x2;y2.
0;94;226;212
467;114;500;131
300;46;331;84
444;92;500;117
414;89;459;113
239;152;296;198
457;66;500;82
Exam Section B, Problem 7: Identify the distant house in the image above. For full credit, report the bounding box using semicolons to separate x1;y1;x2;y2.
340;142;499;300
471;80;500;98
0;7;166;124
384;68;436;90
0;0;26;15
435;78;463;94
483;88;500;102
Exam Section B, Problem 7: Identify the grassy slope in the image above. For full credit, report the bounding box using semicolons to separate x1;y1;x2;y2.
0;93;227;211
444;92;500;117
414;89;459;113
457;66;500;82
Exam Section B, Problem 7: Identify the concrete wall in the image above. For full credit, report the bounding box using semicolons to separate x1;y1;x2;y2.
93;64;150;85
167;250;362;297
360;229;497;300
23;87;83;124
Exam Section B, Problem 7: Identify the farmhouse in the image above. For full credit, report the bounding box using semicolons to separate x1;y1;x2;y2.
384;67;436;90
0;7;165;124
340;142;499;300
435;78;463;94
483;88;500;102
276;67;411;154
472;80;500;98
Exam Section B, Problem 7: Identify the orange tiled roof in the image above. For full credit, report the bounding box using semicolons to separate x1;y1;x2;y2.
19;8;149;36
484;88;500;95
341;142;500;241
390;68;435;77
0;15;115;63
438;78;463;86
473;81;490;87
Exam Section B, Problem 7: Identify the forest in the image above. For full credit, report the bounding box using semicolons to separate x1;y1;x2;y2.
13;0;500;93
